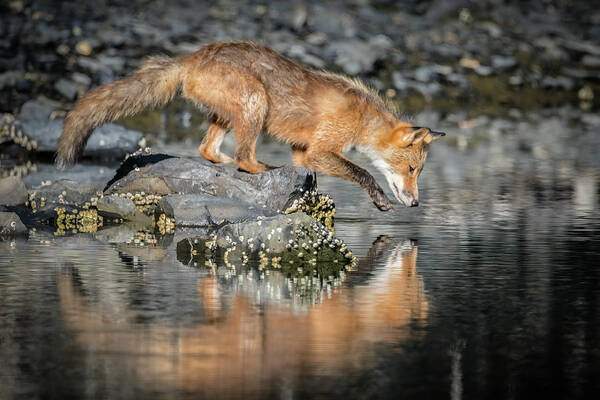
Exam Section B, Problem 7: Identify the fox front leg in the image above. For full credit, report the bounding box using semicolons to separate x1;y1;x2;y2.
303;151;393;211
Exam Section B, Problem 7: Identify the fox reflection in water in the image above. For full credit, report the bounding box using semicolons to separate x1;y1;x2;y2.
57;237;428;396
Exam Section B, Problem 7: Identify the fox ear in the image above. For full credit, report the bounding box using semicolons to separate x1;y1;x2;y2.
390;127;430;147
423;130;446;144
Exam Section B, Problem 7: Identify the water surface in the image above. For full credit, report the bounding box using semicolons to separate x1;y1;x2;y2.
1;113;599;399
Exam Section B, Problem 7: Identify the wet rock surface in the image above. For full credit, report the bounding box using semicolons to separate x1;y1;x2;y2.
19;119;144;157
3;150;341;260
157;194;277;227
96;195;151;223
28;179;100;207
0;211;28;236
1;99;145;159
105;154;316;212
176;212;355;277
0;176;28;206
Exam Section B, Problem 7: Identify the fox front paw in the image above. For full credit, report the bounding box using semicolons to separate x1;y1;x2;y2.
371;190;393;211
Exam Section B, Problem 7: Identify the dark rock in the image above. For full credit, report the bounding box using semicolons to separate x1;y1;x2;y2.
392;72;443;99
93;223;142;244
71;72;92;88
77;57;115;84
392;72;410;91
474;65;493;76
0;176;28;206
96;27;127;47
214;212;312;253
558;38;600;57
17;99;54;121
446;73;470;88
561;67;598;79
431;43;463;59
19;118;144;158
491;55;517;70
96;54;126;72
54;78;79;100
158;194;277;227
414;66;437;83
581;55;600;68
104;155;316;212
423;0;469;24
541;76;575;91
22;164;113;189
581;113;600;127
0;72;24;91
509;75;524;86
308;4;357;37
13;203;120;233
29;179;99;206
103;154;175;191
97;195;152;224
414;65;452;82
287;45;325;69
0;212;27;236
328;35;392;75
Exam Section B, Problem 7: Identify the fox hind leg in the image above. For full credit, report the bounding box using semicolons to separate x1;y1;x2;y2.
182;65;272;174
232;88;274;174
198;121;234;164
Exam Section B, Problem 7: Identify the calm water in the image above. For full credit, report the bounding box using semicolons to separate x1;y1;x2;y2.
1;113;600;399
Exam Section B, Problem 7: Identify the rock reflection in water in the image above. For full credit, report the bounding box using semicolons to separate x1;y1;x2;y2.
56;237;428;398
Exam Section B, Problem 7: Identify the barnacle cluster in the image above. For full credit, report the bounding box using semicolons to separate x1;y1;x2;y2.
177;218;356;293
177;218;354;306
0;114;38;151
278;220;356;273
54;207;103;235
285;189;335;231
0;161;37;179
114;191;162;214
124;146;152;160
27;189;103;209
156;213;175;234
125;228;159;247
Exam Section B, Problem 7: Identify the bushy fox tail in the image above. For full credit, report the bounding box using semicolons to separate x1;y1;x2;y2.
55;56;183;169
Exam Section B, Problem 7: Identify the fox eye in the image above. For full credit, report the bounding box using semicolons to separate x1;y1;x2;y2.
409;165;415;173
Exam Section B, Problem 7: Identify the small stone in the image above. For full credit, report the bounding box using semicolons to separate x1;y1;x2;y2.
97;195;152;224
0;212;27;236
491;55;517;70
75;40;92;56
56;44;70;56
71;72;92;87
0;176;28;206
54;78;78;100
582;55;600;68
475;65;493;76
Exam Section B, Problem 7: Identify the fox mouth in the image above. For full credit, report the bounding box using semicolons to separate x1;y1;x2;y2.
392;182;413;207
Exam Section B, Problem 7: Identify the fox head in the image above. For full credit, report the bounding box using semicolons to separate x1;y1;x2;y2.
367;124;445;207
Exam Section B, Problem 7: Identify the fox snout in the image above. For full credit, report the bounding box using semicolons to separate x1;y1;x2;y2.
389;179;419;207
396;187;419;207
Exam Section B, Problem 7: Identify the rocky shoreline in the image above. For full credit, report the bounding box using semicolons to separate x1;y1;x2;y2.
1;0;598;117
1;152;349;278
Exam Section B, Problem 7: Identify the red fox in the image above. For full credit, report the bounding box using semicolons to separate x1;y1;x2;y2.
56;41;445;210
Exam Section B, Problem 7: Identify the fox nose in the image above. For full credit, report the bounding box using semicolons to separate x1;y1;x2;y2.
411;199;419;207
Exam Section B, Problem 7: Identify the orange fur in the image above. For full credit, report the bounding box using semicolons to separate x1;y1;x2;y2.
56;41;445;209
